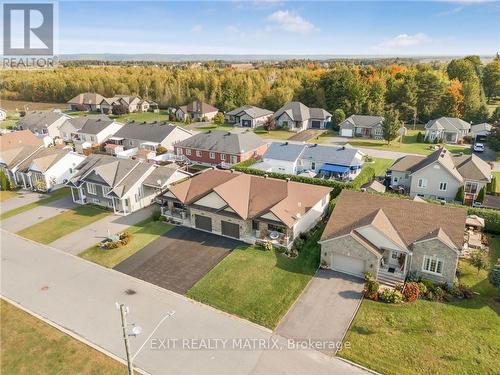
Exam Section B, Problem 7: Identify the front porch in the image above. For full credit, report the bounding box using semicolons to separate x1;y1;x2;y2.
378;249;408;286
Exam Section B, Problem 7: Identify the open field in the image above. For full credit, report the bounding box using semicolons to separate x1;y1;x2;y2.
0;99;66;111
339;236;500;375
0;299;127;375
79;219;174;268
17;205;110;244
0;188;70;220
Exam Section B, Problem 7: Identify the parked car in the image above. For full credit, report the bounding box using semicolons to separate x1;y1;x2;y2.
473;143;485;152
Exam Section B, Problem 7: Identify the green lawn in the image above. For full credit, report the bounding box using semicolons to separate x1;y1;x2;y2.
364;157;393;176
253;126;294;140
0;299;128;375
0;188;70;220
110;109;172;123
196;124;234;131
17;205;110;244
339;236;500;375
347;130;472;156
79;219;174;268
187;224;323;329
314;129;338;144
0;191;19;202
0;112;20;129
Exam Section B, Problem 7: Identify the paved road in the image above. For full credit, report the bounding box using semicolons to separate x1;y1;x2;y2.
277;270;364;355
49;206;156;255
115;226;240;294
0;195;76;232
0;230;367;375
0;191;47;213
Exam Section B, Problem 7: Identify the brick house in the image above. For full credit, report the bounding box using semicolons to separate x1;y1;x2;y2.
174;130;268;166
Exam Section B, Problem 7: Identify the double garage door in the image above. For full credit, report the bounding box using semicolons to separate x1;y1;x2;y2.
331;254;365;278
194;215;240;239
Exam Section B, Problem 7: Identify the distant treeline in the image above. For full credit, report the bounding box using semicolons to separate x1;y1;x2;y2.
1;55;499;124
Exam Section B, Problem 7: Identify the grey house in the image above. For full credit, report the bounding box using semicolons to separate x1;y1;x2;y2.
339;115;384;138
67;154;190;215
424;117;471;144
389;148;491;204
225;105;273;128
273;102;331;131
319;190;467;286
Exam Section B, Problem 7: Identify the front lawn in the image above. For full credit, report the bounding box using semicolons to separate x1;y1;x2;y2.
0;188;70;220
110;109;171;123
17;205;110;244
253;126;295;140
79;219;174;268
339;236;500;375
187;224;323;329
0;299;127;374
363;157;393;177
492;172;500;193
0;190;19;202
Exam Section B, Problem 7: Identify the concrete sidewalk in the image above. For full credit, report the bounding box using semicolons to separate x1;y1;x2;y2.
0;191;47;213
49;206;155;255
0;195;76;232
0;230;368;375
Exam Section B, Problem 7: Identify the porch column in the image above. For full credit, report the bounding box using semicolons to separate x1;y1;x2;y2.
112;198;117;214
78;188;84;203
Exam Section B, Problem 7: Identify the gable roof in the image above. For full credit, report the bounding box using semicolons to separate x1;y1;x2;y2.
76;117;117;135
20;148;70;173
226;105;273;119
263;142;305;162
301;144;363;167
175;130;266;154
340;115;384;128
113;121;192;143
179;100;218;115
0;130;43;151
471;123;492;134
274;102;331;122
68;93;106;105
17;111;69;131
321;190;466;249
0;144;43;168
425;117;471;132
167;169;331;228
452;154;491;182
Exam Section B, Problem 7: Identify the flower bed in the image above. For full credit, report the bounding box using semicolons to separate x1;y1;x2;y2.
99;232;132;250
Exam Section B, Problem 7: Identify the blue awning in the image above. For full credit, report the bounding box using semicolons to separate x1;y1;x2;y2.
319;164;350;173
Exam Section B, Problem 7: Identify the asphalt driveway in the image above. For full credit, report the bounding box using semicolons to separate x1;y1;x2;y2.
114;226;242;294
288;129;324;142
276;269;364;355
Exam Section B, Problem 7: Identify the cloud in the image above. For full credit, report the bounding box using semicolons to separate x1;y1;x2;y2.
267;10;318;34
191;25;203;33
376;33;432;50
435;5;465;16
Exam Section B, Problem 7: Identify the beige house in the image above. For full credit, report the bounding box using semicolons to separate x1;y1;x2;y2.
67;93;105;111
225;105;273;128
157;169;331;247
389;148;491;204
319;190;467;286
175;100;219;122
100;95;151;114
273;101;331;131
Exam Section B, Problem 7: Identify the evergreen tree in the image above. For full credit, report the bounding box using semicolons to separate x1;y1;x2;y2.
382;107;400;145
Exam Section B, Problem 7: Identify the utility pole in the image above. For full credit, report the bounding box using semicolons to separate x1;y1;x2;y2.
119;304;134;375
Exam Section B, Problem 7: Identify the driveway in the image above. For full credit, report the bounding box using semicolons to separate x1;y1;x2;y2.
114;226;242;294
288;129;324;142
0;191;47;213
0;195;76;232
276;269;364;355
49;206;156;255
1;230;367;375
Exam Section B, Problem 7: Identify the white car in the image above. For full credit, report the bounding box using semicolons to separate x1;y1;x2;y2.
473;143;485;152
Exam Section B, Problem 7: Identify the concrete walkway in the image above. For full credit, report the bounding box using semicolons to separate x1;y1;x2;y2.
277;270;364;355
0;191;47;213
0;195;76;232
49;206;155;255
0;230;368;375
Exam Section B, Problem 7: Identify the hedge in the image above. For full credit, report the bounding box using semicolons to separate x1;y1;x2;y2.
351;166;375;190
467;207;500;234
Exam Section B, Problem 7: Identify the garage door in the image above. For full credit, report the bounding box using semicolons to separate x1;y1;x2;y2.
221;221;240;239
311;120;321;128
341;128;353;137
241;119;252;127
332;254;364;278
195;215;212;232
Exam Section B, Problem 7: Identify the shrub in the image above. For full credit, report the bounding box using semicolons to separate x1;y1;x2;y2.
416;132;424;143
152;209;161;221
452;283;475;299
156;145;168;155
455;186;464;202
403;282;420;303
0;170;11;191
379;289;403;304
213;112;225;126
112;104;128;115
417;282;428;295
331;108;346;129
364;280;380;300
489;263;500;289
292;237;305;251
469;250;490;274
261;241;273;251
263;116;276;131
477;186;486;202
421;278;434;291
431;287;446;301
364;272;374;281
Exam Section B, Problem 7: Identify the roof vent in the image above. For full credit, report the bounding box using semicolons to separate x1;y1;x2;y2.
226;132;231;136
341;146;345;150
207;130;211;133
284;141;288;146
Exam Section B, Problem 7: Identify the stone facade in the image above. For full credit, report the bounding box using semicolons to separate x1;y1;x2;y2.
409;239;458;285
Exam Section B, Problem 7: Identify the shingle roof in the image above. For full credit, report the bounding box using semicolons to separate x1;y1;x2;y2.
67;93;105;105
168;169;331;228
19;147;69;173
274;102;331;122
175;130;266;154
301;144;363;167
226;105;273;119
0;144;42;168
179;100;218;115
321;190;467;249
76;117;117;135
112;121;191;143
361;180;386;193
452;154;491;182
340;115;384;128
471;123;492;134
17;111;69;131
263;142;305;162
142;164;187;188
425;117;471;132
0;130;43;151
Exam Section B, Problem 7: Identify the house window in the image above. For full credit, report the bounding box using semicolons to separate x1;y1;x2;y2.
196;150;202;157
102;186;111;195
268;223;286;234
464;181;478;194
231;155;238;164
404;173;409;179
185;148;191;155
439;182;447;191
177;148;183;155
252;220;259;230
422;256;444;275
209;152;215;159
220;153;226;161
374;127;382;136
417;178;427;189
311;162;316;170
87;182;97;195
91;198;100;204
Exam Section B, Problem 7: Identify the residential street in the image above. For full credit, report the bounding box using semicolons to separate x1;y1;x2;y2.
49;206;155;254
0;195;76;232
0;230;368;375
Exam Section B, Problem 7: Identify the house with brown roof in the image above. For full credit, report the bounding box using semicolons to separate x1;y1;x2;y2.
67;93;106;111
319;190;467;286
100;95;153;114
389;148;492;204
175;100;219;122
157;169;331;247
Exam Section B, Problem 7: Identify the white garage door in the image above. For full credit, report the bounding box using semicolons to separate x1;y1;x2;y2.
332;254;364;278
341;129;353;137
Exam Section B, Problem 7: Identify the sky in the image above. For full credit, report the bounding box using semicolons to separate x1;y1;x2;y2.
53;1;500;55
